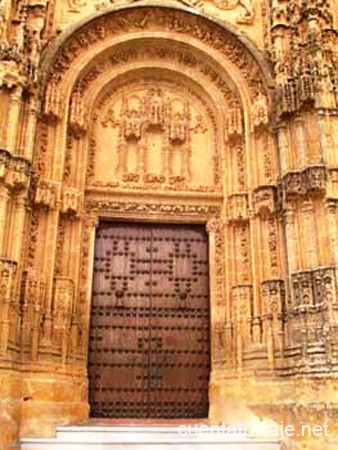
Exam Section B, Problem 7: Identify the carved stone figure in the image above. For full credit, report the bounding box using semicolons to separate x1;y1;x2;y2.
214;0;254;22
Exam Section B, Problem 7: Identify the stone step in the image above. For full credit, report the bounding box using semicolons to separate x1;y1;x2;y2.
21;425;281;450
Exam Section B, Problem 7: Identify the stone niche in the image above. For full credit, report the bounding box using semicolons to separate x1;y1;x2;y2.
90;76;217;190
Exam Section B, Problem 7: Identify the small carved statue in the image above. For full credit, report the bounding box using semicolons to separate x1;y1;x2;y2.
168;111;188;144
214;0;254;22
123;109;143;141
147;89;164;127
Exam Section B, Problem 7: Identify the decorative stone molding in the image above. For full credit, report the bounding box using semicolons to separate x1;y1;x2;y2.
0;150;11;181
281;165;328;200
227;193;248;222
34;179;61;209
68;90;87;138
281;172;307;198
233;284;253;320
78;44;240;112
65;0;255;24
0;150;31;191
307;165;328;193
208;215;226;307
234;222;251;283
261;279;285;317
0;61;25;88
61;186;82;216
52;277;75;360
0;257;18;354
328;168;338;199
45;7;268;102
21;270;46;358
206;215;222;234
270;0;338;118
8;157;31;191
85;199;221;218
94;84;211;186
252;186;277;218
0;257;17;302
232;285;253;352
42;76;62;122
252;92;269;130
291;267;337;311
227;104;243;138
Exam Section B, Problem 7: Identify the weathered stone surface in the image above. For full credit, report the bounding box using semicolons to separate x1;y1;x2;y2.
0;1;338;450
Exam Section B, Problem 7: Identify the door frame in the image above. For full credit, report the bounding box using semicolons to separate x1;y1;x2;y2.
88;221;213;418
81;198;225;420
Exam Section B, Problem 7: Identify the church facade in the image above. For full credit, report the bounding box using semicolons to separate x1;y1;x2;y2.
0;0;338;448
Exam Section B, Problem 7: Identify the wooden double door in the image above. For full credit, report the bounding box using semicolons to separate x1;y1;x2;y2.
88;222;210;419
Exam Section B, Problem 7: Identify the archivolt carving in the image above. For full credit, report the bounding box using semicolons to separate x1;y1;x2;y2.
76;40;243;111
71;42;241;121
45;7;268;101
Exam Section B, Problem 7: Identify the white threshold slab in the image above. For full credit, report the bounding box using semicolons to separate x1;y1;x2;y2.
21;425;281;450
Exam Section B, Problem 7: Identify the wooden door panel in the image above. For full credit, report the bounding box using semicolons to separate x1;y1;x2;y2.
88;222;210;419
89;224;152;418
148;225;209;418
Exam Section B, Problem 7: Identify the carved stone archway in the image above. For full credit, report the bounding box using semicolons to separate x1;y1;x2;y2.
19;3;282;437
